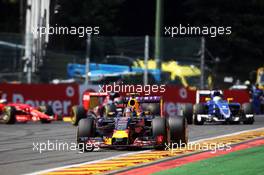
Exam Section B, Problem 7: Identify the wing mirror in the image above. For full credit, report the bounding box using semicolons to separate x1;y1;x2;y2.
107;112;115;116
116;108;122;112
227;98;233;103
205;97;211;101
144;111;150;115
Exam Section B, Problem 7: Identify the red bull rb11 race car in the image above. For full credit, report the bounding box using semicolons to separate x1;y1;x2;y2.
76;94;188;151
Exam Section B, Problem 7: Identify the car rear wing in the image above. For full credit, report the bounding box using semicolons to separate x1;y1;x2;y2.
123;96;162;103
87;92;109;97
82;92;109;101
82;92;109;110
196;90;212;104
123;96;164;117
196;90;224;103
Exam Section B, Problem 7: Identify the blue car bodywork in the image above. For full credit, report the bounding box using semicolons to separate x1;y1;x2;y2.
205;99;240;121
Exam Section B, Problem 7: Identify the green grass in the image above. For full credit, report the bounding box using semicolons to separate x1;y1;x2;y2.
154;145;264;175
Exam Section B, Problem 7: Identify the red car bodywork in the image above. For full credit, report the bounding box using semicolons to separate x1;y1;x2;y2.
82;92;110;114
0;103;56;123
70;91;123;125
82;91;124;116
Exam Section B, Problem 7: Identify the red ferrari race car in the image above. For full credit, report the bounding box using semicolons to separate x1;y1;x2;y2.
0;99;56;124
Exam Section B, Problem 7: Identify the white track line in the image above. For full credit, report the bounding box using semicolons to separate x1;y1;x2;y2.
27;127;264;175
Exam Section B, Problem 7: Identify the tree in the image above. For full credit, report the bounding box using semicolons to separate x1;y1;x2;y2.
181;0;264;80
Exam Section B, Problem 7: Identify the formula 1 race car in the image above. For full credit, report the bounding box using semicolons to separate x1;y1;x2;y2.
76;94;187;151
70;91;123;126
191;90;254;125
0;99;56;124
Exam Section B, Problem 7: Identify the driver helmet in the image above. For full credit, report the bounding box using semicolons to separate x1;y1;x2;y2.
211;90;223;101
0;99;7;104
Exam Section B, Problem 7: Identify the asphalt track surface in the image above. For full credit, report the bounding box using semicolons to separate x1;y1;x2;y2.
0;115;263;175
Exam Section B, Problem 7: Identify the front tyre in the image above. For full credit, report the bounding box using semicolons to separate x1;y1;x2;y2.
182;103;193;124
40;105;54;124
71;105;86;126
2;106;16;124
242;103;254;125
152;117;167;150
77;118;96;152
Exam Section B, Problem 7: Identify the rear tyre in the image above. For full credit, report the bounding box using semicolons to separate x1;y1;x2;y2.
2;106;16;124
242;103;254;114
71;105;86;126
40;105;54;124
152;117;166;137
104;104;117;117
152;117;166;149
77;118;96;152
40;119;51;124
193;104;205;125
45;105;54;116
242;103;254;125
260;104;264;114
182;103;193;124
243;118;254;125
166;116;188;146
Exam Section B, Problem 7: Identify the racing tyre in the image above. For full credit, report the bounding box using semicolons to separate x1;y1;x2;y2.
261;104;264;114
40;119;51;124
193;104;205;125
39;105;54;115
260;104;264;114
71;105;86;126
229;121;240;125
152;117;166;137
45;105;54;115
40;105;54;124
104;104;117;117
182;103;193;124
243;118;254;125
77;118;96;152
242;103;254;114
242;103;254;125
2;106;16;124
166;116;188;146
152;117;166;149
